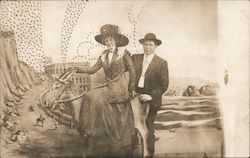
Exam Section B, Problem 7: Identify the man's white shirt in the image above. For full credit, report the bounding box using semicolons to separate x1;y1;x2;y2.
138;53;155;88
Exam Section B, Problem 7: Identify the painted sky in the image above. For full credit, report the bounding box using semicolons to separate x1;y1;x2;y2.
42;0;218;82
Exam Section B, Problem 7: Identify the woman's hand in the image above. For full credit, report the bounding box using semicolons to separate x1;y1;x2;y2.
70;67;79;73
66;67;78;73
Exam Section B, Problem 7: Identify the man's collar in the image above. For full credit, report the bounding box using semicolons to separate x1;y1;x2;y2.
143;53;155;60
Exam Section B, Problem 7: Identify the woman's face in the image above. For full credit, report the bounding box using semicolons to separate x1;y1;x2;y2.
104;36;116;51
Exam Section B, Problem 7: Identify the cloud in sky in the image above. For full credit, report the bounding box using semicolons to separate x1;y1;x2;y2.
42;0;218;82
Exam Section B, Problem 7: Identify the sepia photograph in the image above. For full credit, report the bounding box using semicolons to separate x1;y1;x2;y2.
0;0;249;158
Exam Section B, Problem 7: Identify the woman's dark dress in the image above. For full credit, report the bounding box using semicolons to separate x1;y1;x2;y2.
77;48;136;157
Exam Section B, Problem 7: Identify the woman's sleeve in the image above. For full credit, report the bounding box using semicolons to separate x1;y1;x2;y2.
123;50;136;91
77;57;102;74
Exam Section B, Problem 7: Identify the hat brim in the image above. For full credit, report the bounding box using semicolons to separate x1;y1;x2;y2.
95;34;129;47
139;39;162;46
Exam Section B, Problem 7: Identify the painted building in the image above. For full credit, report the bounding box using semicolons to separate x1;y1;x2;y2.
45;62;91;94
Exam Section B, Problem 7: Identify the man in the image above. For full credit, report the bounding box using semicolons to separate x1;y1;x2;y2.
132;33;169;158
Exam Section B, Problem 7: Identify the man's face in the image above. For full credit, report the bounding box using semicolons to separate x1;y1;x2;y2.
143;40;157;55
104;36;116;51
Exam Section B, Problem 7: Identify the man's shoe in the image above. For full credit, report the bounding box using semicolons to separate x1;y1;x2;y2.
83;134;89;147
145;154;154;158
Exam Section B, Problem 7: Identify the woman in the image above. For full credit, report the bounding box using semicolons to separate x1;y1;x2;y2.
73;24;136;158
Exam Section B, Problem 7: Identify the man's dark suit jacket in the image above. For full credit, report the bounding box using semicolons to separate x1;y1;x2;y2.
132;54;169;110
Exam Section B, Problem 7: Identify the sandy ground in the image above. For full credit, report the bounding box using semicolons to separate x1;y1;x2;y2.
1;85;222;157
1;85;83;158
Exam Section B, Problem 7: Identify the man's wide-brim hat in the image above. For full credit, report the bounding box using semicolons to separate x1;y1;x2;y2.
139;33;162;46
95;24;129;47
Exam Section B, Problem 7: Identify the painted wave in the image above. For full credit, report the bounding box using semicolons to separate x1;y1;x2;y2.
155;96;221;130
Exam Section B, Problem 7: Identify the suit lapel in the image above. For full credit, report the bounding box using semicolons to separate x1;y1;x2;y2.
138;55;143;77
145;55;157;76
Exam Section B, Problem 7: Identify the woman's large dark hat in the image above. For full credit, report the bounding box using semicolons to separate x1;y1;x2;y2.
95;24;129;47
139;33;162;46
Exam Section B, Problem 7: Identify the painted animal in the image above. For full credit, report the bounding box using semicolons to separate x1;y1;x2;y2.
39;69;82;128
130;95;150;157
39;69;151;157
